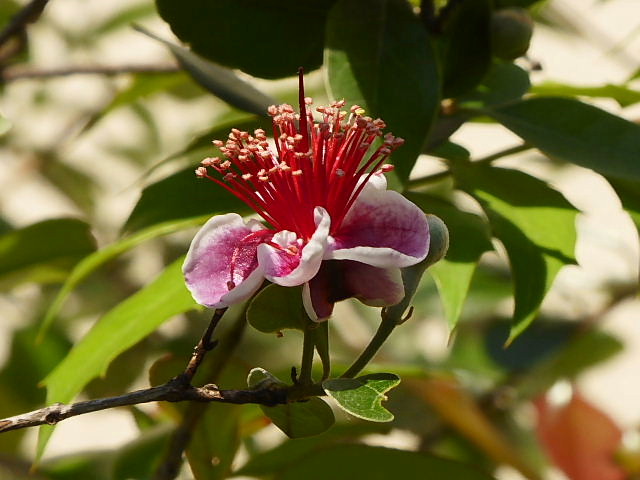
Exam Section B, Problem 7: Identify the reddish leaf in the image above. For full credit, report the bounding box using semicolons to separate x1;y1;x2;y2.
536;391;624;480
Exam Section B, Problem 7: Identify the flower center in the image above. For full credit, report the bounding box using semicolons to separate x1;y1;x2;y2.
196;70;404;240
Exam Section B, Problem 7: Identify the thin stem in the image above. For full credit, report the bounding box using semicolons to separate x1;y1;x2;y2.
1;64;181;82
0;0;49;48
407;143;533;190
298;323;316;386
179;308;226;384
315;322;331;381
341;314;397;379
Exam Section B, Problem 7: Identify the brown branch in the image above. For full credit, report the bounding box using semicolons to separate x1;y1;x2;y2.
1;63;181;82
0;0;50;49
0;381;288;434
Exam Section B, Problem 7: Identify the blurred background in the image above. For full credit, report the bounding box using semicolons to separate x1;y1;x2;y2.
0;0;639;479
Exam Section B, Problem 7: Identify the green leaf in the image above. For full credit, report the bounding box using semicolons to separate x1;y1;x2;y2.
275;444;497;480
439;0;492;98
0;219;96;290
247;368;335;438
607;177;640;230
155;0;335;79
325;0;440;184
247;284;306;333
384;214;450;323
134;25;277;115
488;97;640;181
111;425;173;480
407;195;494;329
186;403;241;480
123;165;250;233
531;82;640;107
323;373;400;422
461;62;531;108
0;111;11;136
455;166;578;341
38;257;199;459
39;216;207;340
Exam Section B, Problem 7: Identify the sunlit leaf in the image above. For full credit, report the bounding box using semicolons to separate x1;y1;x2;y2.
323;373;400;422
40;216;207;340
488;97;640;181
325;0;440;184
531;82;640;107
407;195;493;329
455;165;577;341
38;257;199;459
275;444;498;480
155;0;335;79
0;219;96;290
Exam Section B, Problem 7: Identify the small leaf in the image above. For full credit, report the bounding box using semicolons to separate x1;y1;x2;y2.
155;0;335;79
325;0;440;184
323;373;400;422
247;368;335;438
406;195;493;329
536;391;624;480
276;444;498;480
455;165;578;341
488;97;640;181
38;257;199;460
135;26;278;115
39;216;206;340
247;285;306;333
123;165;250;233
0;218;96;290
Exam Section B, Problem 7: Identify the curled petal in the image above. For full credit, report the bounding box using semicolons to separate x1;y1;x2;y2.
258;207;330;287
302;260;405;322
328;180;429;268
183;214;266;308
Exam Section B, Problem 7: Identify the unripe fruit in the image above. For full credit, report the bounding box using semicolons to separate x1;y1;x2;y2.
491;7;534;60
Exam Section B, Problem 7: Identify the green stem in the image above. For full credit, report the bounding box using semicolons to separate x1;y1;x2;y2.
298;323;316;386
341;314;397;379
407;143;533;190
314;321;331;380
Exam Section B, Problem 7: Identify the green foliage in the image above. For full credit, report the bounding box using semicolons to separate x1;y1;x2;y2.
325;0;440;184
247;284;306;333
155;0;335;78
0;219;96;290
488;97;640;181
323;373;400;422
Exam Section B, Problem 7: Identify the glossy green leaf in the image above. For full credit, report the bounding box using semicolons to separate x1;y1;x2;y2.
40;216;207;340
531;82;640;107
186;403;241;480
248;368;335;438
155;0;335;79
247;284;306;334
488;97;640;181
134;25;277;116
439;0;492;98
276;444;497;480
0;219;96;290
38;257;199;459
123;165;250;233
407;195;494;329
325;0;440;184
323;373;400;422
455;166;577;341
